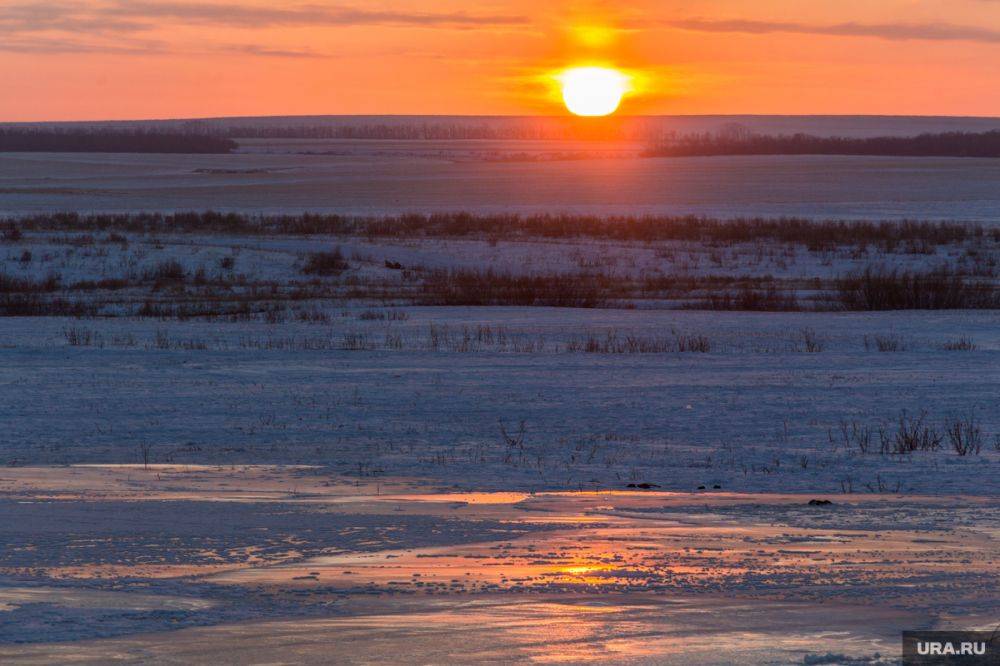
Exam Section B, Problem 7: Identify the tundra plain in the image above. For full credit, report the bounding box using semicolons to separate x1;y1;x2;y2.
1;136;999;664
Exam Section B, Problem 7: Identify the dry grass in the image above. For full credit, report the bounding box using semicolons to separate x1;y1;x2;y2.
864;332;906;352
946;413;983;455
835;266;997;310
10;212;994;248
941;337;977;351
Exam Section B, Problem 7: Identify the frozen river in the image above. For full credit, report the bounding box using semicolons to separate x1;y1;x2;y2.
3;140;1000;221
1;465;996;664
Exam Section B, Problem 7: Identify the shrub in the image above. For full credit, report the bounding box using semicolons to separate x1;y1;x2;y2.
702;285;800;311
675;333;711;353
837;421;873;454
419;269;608;308
880;410;941;454
946;414;983;455
302;248;349;276
799;327;823;352
835;266;997;310
865;333;905;352
1;224;22;242
70;278;129;291
143;260;186;282
941;337;977;351
0;295;96;316
0;272;60;293
64;326;99;346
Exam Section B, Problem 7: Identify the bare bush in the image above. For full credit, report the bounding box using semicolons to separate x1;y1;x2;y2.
0;272;61;293
799;327;824;352
0;294;96;317
882;410;942;454
64;326;99;347
295;307;331;324
143;259;186;283
836;266;997;310
499;420;526;451
838;420;873;454
1;224;23;242
154;329;171;350
302;248;349;276
941;337;977;351
675;333;711;353
419;269;608;308
341;332;375;351
702;285;801;311
865;333;905;352
565;330;710;354
946;413;983;455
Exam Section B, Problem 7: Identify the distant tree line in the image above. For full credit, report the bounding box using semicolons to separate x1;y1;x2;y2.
199;119;659;142
4;120;668;144
220;123;551;140
0;129;236;154
645;130;1000;158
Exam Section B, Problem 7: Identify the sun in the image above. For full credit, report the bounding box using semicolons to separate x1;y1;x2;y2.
558;67;630;117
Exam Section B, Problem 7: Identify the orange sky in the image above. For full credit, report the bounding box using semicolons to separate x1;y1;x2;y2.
4;0;1000;120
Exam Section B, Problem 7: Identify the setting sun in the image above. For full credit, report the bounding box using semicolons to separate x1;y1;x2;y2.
558;67;631;117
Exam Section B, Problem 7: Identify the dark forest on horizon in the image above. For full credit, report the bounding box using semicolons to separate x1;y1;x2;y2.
0;129;236;154
2;124;1000;156
645;129;1000;158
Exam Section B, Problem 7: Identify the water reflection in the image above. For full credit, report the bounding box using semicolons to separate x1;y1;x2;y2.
1;467;996;664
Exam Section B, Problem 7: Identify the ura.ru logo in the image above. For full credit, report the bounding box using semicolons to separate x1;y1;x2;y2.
916;640;988;656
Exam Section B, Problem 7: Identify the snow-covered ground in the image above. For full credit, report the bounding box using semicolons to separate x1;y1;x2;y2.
1;217;997;663
6;230;993;283
1;308;999;496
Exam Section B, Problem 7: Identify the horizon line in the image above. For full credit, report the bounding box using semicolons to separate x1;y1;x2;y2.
4;112;1000;125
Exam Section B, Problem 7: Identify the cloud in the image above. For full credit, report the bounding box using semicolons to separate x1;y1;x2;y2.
110;1;528;28
0;1;528;34
0;2;145;34
665;18;1000;44
0;36;167;54
0;1;528;56
0;34;324;58
219;44;327;59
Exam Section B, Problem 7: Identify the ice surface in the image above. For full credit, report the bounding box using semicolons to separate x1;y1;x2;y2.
4;147;1000;220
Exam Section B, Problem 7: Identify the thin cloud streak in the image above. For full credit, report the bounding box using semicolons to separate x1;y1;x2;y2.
110;1;529;28
0;1;529;56
0;37;329;58
0;2;145;34
0;1;528;35
0;36;168;54
220;44;327;59
666;18;1000;44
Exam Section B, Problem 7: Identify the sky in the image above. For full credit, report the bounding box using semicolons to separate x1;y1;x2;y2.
3;0;1000;120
